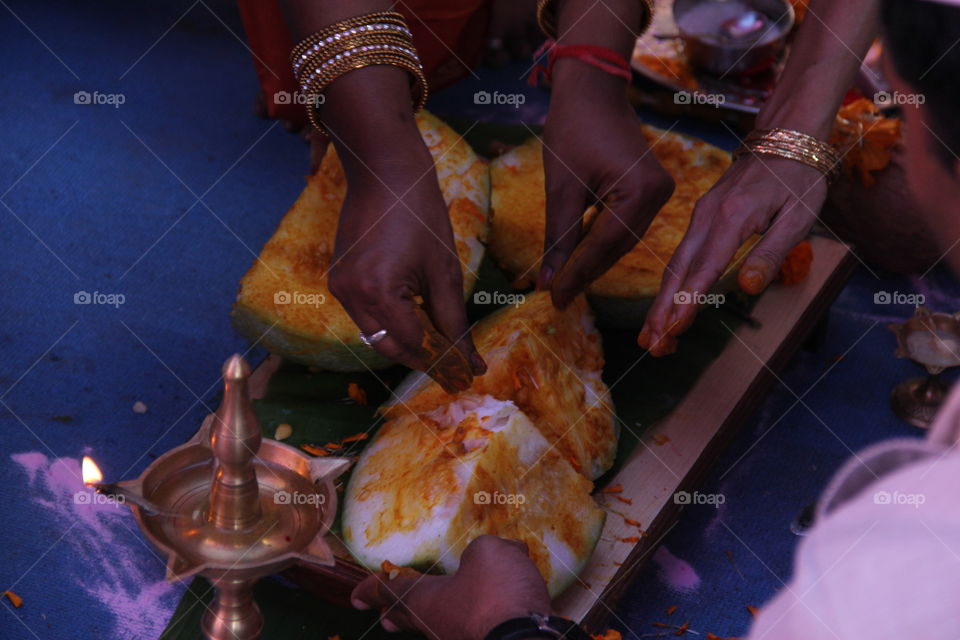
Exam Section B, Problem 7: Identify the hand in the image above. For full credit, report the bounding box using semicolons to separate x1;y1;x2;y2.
639;154;828;356
351;536;551;640
327;139;485;392
540;75;675;309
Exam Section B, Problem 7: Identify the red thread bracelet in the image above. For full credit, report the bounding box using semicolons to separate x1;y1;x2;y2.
528;42;633;86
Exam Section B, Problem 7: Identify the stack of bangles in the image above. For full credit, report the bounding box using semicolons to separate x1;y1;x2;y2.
289;10;427;135
734;128;842;183
536;0;655;39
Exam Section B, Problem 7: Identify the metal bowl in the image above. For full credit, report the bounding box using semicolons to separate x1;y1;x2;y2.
673;0;795;77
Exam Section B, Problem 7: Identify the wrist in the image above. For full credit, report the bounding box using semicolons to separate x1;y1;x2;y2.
549;57;635;119
754;65;843;138
473;608;542;640
480;612;593;640
332;121;434;190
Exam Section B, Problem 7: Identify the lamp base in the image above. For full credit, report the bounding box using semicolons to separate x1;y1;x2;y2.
201;578;264;640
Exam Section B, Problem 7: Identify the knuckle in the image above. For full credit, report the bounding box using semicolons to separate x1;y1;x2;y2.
716;194;752;224
749;247;782;267
348;275;391;304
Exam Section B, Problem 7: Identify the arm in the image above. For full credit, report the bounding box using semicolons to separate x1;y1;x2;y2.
540;0;675;308
282;1;484;391
640;0;881;356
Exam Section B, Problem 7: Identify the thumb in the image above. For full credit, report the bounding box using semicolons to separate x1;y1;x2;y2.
351;571;419;612
426;268;486;375
737;223;808;295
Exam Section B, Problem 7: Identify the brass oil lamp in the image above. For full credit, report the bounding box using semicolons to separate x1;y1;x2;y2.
83;355;349;639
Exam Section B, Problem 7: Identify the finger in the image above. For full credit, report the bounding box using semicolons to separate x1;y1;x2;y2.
425;268;486;376
551;194;654;309
640;230;707;351
738;200;815;295
380;605;418;635
349;298;472;394
352;572;437;637
540;170;587;291
667;225;750;336
351;572;418;613
346;303;428;369
409;304;475;393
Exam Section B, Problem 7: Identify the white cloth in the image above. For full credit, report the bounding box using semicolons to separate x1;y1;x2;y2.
746;383;960;640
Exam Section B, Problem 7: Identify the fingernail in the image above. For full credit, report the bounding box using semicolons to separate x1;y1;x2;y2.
638;327;650;348
381;618;400;632
739;268;767;295
536;266;554;291
470;352;488;375
351;597;370;611
645;331;659;351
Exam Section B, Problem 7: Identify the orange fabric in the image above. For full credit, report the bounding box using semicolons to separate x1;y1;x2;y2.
236;0;490;128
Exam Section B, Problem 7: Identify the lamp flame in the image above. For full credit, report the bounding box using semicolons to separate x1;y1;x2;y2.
82;456;103;485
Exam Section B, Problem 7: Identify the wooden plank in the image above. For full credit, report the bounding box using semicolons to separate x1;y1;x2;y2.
266;235;855;627
555;234;856;629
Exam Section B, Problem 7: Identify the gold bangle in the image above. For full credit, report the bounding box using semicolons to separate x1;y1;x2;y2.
536;0;654;40
290;11;408;63
298;42;423;90
734;128;841;182
294;33;414;80
291;22;413;76
300;48;425;100
301;53;428;135
289;11;428;136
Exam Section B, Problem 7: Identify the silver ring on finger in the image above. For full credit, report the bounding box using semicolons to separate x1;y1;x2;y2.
359;329;388;347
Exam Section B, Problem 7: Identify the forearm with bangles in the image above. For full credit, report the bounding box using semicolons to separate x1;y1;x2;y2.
281;1;427;171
